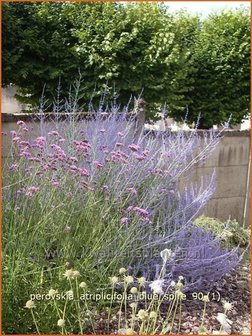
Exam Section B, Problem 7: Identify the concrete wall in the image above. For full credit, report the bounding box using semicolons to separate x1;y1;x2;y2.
193;132;250;226
2;87;27;114
2;120;250;226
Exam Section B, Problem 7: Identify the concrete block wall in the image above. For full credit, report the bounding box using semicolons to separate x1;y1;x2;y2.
194;132;250;225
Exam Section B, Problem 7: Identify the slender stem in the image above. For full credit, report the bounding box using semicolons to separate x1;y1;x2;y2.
170;295;179;331
107;286;115;332
30;309;40;334
75;278;84;334
199;300;207;330
177;298;182;333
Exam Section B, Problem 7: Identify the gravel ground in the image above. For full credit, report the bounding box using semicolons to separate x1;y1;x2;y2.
174;263;250;334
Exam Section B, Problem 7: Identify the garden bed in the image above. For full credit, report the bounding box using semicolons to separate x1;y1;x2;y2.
3;113;250;334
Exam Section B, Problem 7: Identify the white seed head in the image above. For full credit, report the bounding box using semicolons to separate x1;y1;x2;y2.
149;279;164;295
137;276;146;286
137;309;148;320
57;319;65;327
222;300;233;311
130;287;138;294
119;267;127;274
160;248;172;263
79;281;87;289
125;275;134;284
25;300;36;309
202;295;210;303
64;269;74;279
48;289;58;297
109;276;119;286
72;270;80;278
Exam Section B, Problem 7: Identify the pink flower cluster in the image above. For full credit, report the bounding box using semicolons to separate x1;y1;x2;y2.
26;186;39;197
125;206;151;223
17;120;29;132
109;150;129;164
9;121;151;209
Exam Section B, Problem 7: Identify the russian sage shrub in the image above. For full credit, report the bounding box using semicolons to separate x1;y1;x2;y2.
3;107;241;306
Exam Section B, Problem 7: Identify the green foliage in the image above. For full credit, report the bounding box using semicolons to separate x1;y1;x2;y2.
194;215;250;248
180;8;250;128
2;2;81;105
2;3;250;125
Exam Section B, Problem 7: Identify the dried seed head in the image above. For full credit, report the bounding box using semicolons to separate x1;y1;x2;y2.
130;287;138;294
79;282;87;289
119;267;127;274
57;319;65;327
25;300;36;309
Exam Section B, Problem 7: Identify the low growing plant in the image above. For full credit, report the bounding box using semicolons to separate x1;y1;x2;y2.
24;254;235;334
194;215;250;249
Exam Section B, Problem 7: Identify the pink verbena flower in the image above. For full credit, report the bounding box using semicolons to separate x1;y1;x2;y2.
12;136;21;143
50;144;62;151
52;181;60;188
17;120;26;127
126;187;138;195
69;165;78;172
48;131;59;137
133;153;145;161
79;168;90;177
94;161;103;169
9;164;18;171
20;151;31;158
116;142;124;147
128;144;140;152
29;157;41;162
121;217;129;224
69;156;78;162
26;186;39;197
133;207;149;217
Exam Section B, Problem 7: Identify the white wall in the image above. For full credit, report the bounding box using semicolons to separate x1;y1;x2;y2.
2;86;27;114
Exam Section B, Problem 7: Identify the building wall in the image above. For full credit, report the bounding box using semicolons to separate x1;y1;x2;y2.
189;133;250;226
2;87;27;114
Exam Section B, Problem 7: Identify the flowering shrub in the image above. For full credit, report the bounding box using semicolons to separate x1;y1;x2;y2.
2;108;242;333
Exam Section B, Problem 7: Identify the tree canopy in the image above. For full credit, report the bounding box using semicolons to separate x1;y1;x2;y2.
2;2;250;127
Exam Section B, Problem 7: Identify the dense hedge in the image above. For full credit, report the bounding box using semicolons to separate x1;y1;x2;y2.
2;2;250;128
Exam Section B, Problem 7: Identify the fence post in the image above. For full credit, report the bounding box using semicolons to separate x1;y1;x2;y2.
133;98;146;141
